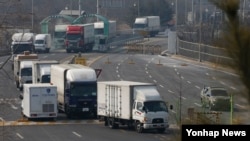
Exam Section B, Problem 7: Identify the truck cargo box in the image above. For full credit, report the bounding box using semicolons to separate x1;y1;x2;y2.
21;83;57;119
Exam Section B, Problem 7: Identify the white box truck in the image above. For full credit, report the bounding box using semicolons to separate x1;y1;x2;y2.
32;60;59;84
97;81;170;133
34;34;52;53
50;64;98;118
21;83;57;120
13;51;39;91
11;32;35;55
133;16;160;37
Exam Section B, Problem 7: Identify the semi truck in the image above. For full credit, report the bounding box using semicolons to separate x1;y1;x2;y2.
50;64;99;118
65;24;95;53
133;16;160;37
32;60;59;84
34;34;52;53
93;20;116;52
13;51;38;91
53;24;68;48
97;80;170;133
11;33;35;54
21;83;57;120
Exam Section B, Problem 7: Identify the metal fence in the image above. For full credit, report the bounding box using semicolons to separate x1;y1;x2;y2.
177;38;233;66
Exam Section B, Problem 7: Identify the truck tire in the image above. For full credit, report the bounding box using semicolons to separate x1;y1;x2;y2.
108;118;118;129
135;121;144;133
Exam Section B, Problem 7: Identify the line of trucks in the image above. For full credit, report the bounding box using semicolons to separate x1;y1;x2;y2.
13;51;171;133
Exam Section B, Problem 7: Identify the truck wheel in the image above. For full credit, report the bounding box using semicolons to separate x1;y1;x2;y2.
108;118;118;129
135;122;144;133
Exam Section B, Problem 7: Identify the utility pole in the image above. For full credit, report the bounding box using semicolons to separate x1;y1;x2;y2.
31;0;33;30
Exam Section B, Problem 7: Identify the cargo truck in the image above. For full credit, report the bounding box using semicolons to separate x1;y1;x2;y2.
32;60;59;84
65;24;95;53
50;64;99;118
34;34;52;53
93;20;116;52
133;16;160;37
21;83;57;120
97;81;170;133
13;51;38;91
11;33;35;54
53;24;68;48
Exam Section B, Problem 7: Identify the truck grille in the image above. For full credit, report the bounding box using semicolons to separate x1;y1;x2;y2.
152;118;164;123
43;104;54;112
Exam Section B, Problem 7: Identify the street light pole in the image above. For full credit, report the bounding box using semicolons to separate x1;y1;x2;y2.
31;0;33;30
137;0;140;17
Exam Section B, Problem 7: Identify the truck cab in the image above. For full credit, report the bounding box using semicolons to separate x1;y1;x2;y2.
18;60;33;91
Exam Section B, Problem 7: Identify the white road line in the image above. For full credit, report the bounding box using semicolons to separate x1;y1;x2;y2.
116;70;119;73
159;85;164;88
230;86;236;90
16;133;24;139
206;73;209;76
149;75;152;78
145;71;149;74
235;104;245;109
117;75;120;78
168;90;174;94
116;66;119;69
72;131;82;138
180;96;186;100
187;81;191;84
219;81;225;85
42;56;48;58
153;80;157;83
181;76;184;79
11;104;18;110
195;86;201;89
194;103;202;107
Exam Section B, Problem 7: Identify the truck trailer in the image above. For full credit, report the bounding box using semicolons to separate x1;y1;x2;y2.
21;83;57;120
93;20;116;52
13;51;38;91
97;80;170;133
32;60;59;84
65;24;95;53
50;64;98;118
133;16;160;37
34;34;52;53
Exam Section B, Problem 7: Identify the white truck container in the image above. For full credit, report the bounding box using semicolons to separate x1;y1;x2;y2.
97;81;170;133
13;51;38;91
34;34;52;53
133;16;160;37
54;24;68;48
11;33;35;54
32;60;59;84
21;83;57;120
50;64;98;118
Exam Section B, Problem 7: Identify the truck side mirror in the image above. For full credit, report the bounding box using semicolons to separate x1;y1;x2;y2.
142;106;147;113
17;72;19;75
37;78;40;82
169;105;173;110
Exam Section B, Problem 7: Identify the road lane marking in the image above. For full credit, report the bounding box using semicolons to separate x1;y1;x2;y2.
16;133;24;139
72;131;82;138
195;86;200;89
194;103;202;107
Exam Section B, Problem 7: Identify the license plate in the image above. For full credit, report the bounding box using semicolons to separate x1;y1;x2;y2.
82;108;89;112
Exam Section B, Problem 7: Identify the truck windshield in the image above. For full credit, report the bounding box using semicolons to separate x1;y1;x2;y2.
41;75;50;83
66;34;81;40
54;32;65;38
134;24;146;28
70;83;97;97
20;68;32;76
35;40;44;44
11;44;34;54
144;101;168;112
